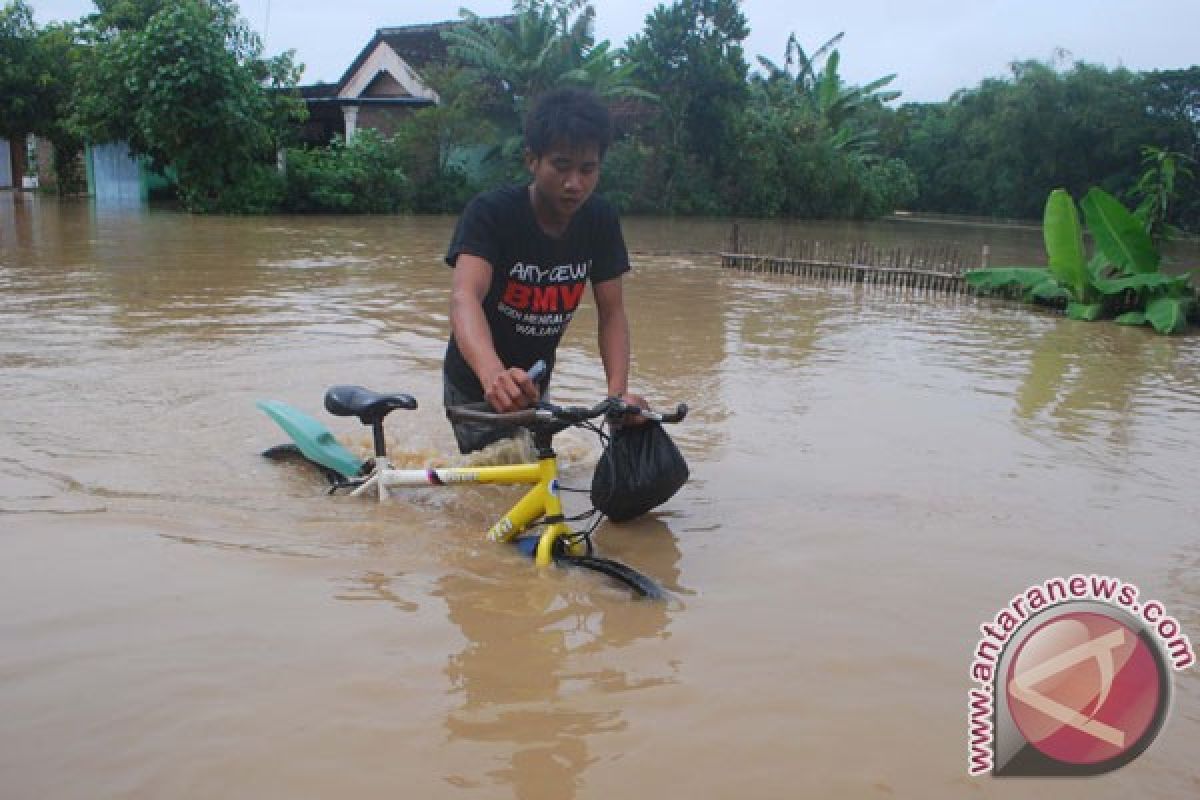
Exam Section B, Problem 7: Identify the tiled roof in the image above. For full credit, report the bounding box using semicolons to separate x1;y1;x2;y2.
299;83;339;99
334;16;517;92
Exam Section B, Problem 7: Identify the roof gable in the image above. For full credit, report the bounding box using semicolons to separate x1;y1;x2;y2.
362;71;408;98
338;39;437;102
333;16;516;95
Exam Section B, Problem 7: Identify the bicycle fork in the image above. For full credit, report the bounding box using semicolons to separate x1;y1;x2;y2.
486;456;581;566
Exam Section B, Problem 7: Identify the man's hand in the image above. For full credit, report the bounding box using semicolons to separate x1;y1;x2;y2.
483;366;541;412
613;391;650;427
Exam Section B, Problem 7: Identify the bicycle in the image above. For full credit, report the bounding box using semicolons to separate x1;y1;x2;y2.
256;362;687;599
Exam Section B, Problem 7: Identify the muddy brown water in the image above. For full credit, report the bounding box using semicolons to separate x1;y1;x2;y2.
2;193;1198;799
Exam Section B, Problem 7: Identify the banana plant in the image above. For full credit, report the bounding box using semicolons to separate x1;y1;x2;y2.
964;189;1104;320
1081;187;1194;333
965;187;1196;333
754;32;899;154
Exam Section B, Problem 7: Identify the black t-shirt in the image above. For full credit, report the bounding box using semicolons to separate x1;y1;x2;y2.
443;185;630;396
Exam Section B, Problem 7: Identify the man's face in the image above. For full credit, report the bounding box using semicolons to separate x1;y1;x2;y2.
526;141;601;221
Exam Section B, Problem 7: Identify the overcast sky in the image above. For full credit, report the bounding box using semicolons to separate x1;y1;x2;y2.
29;1;1200;103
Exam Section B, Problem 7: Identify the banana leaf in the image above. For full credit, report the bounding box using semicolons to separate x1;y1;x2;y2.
1031;281;1072;302
964;267;1053;293
1092;273;1192;296
1080;188;1160;275
1066;302;1104;321
1087;252;1118;281
1044;189;1090;301
1145;296;1190;334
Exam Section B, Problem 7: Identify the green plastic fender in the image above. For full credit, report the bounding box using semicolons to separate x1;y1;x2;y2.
256;399;365;479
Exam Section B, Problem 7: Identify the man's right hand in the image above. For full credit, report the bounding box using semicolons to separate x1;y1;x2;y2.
482;366;541;412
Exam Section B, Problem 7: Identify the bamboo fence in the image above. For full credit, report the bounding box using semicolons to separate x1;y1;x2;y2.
720;223;992;295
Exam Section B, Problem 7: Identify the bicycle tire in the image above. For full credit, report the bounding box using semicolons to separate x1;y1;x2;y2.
555;555;666;600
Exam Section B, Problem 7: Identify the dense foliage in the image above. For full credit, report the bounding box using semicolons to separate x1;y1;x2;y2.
443;0;652;184
622;0;749;212
282;131;411;213
5;0;1198;226
891;61;1200;229
69;0;305;210
0;0;83;190
725;31;916;217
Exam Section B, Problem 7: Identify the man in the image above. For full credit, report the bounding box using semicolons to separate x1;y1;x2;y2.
443;88;644;454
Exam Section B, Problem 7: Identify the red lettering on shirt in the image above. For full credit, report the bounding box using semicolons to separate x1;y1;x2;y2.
531;285;558;312
502;281;587;313
502;282;532;308
559;283;585;311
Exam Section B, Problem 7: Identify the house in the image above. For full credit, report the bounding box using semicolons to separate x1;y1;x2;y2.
1;134;94;194
296;17;514;145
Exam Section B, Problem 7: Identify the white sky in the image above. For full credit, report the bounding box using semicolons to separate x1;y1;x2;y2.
29;0;1200;103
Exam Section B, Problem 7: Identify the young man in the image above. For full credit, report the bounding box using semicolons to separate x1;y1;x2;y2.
443;88;644;454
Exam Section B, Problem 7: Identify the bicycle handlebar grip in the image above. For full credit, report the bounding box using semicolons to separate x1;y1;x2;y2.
653;403;688;424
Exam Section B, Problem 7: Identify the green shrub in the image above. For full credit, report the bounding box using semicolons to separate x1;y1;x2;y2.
283;131;412;213
204;163;285;214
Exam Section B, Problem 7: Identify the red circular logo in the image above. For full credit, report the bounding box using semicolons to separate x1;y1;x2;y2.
1005;611;1165;766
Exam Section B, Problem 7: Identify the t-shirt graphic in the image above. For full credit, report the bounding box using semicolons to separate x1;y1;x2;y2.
498;259;589;338
443;185;630;396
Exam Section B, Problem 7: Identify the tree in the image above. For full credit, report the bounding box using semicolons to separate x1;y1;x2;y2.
392;63;498;212
445;0;595;114
0;1;85;190
723;80;914;218
1140;67;1200;229
72;0;305;211
1;1;43;138
624;0;749;211
85;0;172;33
892;60;1181;221
443;0;651;179
755;32;900;153
1130;146;1195;244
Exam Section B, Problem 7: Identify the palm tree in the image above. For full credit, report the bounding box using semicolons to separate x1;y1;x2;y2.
445;1;586;112
442;1;655;177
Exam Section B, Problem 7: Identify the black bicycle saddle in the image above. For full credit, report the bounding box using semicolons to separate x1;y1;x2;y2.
324;386;417;425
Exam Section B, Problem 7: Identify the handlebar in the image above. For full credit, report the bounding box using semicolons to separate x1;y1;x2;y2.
446;359;686;428
625;400;688;425
446;396;688;429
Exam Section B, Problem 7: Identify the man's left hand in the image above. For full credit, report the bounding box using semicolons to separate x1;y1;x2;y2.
613;391;649;427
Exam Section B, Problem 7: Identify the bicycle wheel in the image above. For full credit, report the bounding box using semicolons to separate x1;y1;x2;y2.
555;555;666;600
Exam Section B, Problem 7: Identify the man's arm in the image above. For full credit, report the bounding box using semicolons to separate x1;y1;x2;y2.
450;254;538;412
593;276;647;417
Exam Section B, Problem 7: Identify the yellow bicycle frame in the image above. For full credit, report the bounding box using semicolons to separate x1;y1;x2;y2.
378;455;582;566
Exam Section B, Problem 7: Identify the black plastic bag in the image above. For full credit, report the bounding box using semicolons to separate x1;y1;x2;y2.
591;421;689;522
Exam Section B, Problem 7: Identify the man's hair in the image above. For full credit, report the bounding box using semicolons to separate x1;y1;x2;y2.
524;88;613;158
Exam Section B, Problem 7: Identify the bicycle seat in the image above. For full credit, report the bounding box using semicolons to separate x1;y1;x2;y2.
324;386;417;425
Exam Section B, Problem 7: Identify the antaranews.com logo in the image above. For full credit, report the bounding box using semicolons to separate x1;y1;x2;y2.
968;574;1195;777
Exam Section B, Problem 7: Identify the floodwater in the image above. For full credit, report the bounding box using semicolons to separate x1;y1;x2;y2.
1;192;1198;799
